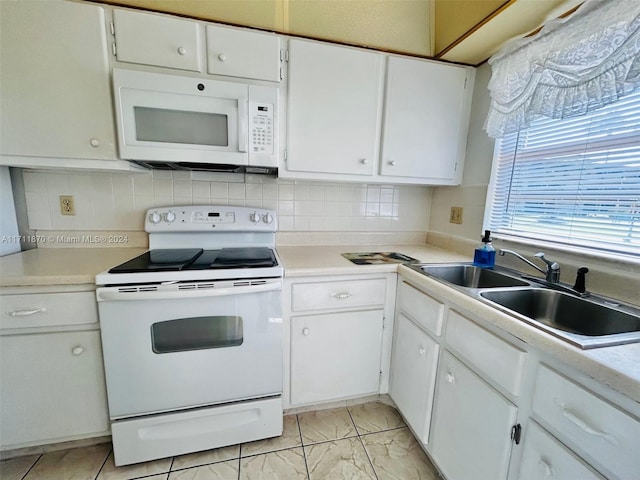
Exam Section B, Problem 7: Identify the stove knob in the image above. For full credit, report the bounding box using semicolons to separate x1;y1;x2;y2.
164;211;176;224
249;212;261;223
262;213;274;224
148;211;162;224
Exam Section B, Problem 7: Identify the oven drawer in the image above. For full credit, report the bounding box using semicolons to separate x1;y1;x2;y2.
532;365;640;479
291;278;386;312
0;291;98;330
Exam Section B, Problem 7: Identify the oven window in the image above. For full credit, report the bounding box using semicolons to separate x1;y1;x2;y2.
151;316;243;354
134;107;229;146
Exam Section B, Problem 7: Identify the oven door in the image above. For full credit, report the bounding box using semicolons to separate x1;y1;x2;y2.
113;68;249;165
97;280;282;419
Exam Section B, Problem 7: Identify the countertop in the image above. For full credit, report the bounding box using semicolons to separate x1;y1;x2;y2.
1;245;638;405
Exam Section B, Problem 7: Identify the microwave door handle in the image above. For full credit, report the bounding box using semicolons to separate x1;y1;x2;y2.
237;98;248;153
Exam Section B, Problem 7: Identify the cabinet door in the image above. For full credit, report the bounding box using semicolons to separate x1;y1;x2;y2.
206;25;281;82
287;39;383;176
0;1;116;160
430;351;517;480
380;56;470;182
519;422;605;480
113;9;202;72
0;331;110;448
389;313;439;445
291;309;384;405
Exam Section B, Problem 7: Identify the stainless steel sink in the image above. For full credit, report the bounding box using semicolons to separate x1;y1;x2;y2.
410;264;530;288
480;288;640;348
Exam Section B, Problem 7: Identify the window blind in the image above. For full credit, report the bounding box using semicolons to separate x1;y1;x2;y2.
487;90;640;257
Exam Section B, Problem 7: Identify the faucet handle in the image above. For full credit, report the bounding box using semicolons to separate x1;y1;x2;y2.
534;252;560;270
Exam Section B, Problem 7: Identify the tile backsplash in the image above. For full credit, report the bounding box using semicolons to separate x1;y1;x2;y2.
23;170;432;233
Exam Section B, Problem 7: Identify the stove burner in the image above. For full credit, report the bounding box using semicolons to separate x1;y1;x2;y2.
109;247;277;273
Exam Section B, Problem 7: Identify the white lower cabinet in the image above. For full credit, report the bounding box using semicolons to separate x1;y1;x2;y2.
389;312;439;445
290;309;384;405
519;422;605;480
0;330;109;448
430;351;518;480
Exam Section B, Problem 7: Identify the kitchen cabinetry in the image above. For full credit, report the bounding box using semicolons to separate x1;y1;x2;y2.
0;0;131;171
206;25;281;82
113;9;202;72
388;281;443;445
285;39;383;178
0;287;110;450
380;56;473;184
430;350;518;480
285;274;396;407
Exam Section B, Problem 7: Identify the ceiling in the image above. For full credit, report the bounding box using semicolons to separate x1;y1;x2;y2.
96;0;582;66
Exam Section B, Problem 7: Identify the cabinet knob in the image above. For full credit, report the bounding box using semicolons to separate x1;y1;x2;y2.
177;47;187;55
446;372;455;384
218;53;226;62
359;158;368;165
302;328;310;336
418;347;426;356
537;459;554;477
389;160;396;166
72;346;85;356
90;138;100;148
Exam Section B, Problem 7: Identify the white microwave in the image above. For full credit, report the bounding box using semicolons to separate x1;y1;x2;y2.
112;68;279;172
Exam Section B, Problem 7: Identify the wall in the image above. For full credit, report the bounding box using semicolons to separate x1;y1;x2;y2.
21;170;432;244
0;167;20;256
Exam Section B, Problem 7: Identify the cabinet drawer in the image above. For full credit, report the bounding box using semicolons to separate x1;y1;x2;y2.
0;292;98;330
291;278;386;312
397;281;444;336
114;9;202;72
445;310;526;396
533;365;640;480
206;25;281;81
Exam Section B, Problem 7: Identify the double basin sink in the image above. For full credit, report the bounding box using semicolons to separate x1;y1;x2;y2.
407;263;640;349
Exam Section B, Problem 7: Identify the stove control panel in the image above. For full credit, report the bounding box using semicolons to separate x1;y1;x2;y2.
145;206;277;232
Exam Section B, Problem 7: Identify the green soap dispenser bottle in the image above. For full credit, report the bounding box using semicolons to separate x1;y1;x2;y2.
473;230;496;268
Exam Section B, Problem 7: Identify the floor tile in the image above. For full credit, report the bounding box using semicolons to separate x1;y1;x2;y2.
97;451;172;480
241;415;302;457
239;447;308;479
349;402;406;434
298;408;357;445
23;444;110;480
172;444;239;470
362;427;439;480
304;437;376;480
0;454;40;480
168;460;239;480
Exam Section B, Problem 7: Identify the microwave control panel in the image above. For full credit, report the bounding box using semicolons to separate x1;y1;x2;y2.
249;102;274;155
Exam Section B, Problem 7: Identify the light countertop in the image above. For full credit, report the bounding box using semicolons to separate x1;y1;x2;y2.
0;248;146;287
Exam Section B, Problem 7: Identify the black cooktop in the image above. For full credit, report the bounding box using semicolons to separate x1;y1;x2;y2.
109;248;278;273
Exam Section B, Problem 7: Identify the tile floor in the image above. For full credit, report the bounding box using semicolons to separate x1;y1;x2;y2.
1;402;441;480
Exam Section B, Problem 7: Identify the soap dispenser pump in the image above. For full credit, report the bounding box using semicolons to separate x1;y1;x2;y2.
473;230;496;268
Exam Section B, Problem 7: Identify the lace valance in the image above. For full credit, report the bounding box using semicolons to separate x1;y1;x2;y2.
485;0;640;138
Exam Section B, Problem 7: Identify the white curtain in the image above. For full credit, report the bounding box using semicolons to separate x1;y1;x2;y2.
485;0;640;138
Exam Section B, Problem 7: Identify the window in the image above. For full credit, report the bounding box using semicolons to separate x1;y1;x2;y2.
486;90;640;257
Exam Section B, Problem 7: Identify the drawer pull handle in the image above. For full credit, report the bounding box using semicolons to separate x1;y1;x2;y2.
302;328;310;336
72;346;85;356
446;372;455;384
10;308;46;317
537;459;554;477
554;398;619;446
331;292;352;300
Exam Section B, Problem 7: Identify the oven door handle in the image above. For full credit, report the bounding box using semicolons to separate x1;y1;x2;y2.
96;281;281;301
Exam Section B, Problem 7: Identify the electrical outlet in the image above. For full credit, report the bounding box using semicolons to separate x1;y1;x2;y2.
59;195;75;215
450;206;463;224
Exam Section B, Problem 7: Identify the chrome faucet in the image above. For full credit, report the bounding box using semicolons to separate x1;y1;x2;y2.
498;249;560;283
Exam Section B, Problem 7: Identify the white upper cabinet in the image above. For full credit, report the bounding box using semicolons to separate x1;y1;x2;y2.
0;0;120;166
113;9;202;72
285;39;383;177
380;56;473;183
206;25;281;82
